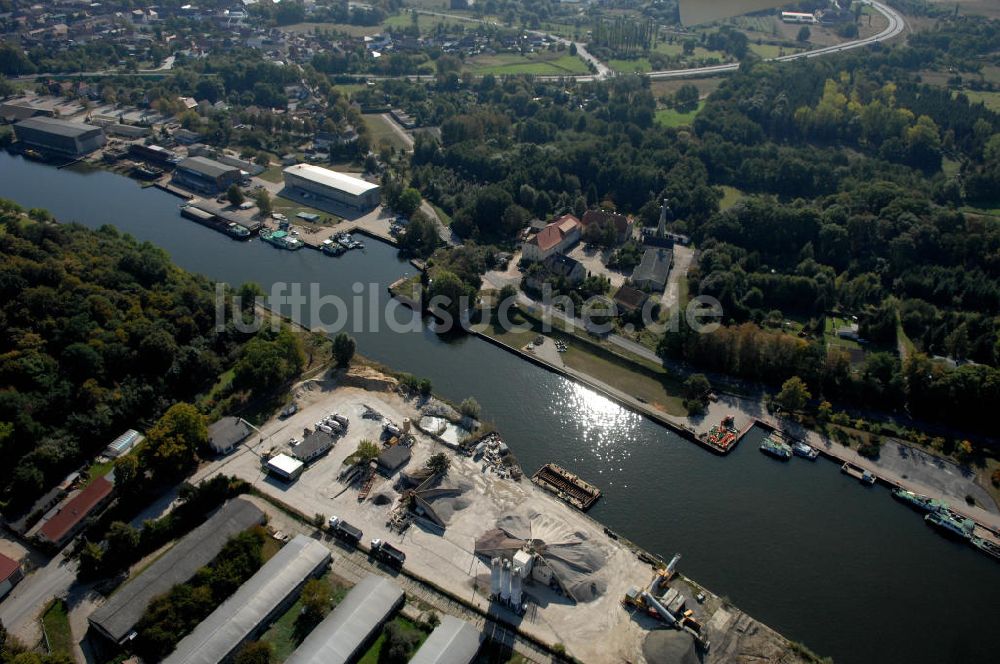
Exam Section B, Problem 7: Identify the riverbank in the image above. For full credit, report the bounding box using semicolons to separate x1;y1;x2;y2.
471;309;1000;559
189;366;816;663
4;151;1000;664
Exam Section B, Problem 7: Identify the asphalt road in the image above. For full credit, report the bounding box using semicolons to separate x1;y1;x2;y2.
0;552;78;637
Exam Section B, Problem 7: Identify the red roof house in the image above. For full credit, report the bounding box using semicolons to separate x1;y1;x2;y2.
38;476;114;548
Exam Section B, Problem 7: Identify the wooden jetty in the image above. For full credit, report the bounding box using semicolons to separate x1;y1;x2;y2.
531;463;601;511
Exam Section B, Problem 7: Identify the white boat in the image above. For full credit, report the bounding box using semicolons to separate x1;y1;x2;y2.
792;441;819;459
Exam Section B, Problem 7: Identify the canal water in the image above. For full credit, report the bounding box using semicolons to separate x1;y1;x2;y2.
2;152;998;664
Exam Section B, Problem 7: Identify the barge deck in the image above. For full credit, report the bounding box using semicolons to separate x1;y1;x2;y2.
531;463;601;511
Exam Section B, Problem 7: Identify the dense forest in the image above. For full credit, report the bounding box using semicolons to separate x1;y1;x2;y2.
0;201;290;514
381;16;1000;432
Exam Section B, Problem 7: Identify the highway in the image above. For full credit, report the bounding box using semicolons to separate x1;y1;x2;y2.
550;0;907;81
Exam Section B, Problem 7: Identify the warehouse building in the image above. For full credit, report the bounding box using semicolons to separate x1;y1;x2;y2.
172;156;242;194
285;575;404;664
164;535;331;664
282;164;380;212
410;616;482;664
13;117;106;157
89;498;266;644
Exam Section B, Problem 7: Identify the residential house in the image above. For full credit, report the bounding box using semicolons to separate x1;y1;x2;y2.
613;285;650;316
522;214;581;262
208;416;253;455
581;209;634;245
37;476;114;548
0;554;24;599
524;253;586;291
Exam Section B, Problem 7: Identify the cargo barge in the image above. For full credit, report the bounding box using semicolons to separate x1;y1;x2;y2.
841;462;876;485
531;463;601;511
891;487;947;513
180;204;252;240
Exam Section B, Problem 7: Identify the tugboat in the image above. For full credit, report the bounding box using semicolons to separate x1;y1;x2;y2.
792;441;819;460
925;511;974;540
225;222;251;239
891;487;947;513
759;435;792;460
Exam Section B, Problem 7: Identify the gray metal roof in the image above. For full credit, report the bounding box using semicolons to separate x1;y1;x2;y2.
177;156;239;178
377;446;411;472
292;430;335;460
14;116;101;137
208;416;253;452
409;616;482;664
632;247;672;288
285;575;404;664
164;535;331;664
89;497;266;643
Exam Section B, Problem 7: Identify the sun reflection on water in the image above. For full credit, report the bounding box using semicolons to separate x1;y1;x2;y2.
551;383;643;487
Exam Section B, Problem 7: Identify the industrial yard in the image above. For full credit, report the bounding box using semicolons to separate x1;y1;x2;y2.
193;367;809;663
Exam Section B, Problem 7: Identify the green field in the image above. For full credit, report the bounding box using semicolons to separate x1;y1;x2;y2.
384;12;466;31
749;42;797;59
42;599;74;656
961;89;1000;111
654;101;705;128
463;52;589;76
363;113;411;151
719;185;744;210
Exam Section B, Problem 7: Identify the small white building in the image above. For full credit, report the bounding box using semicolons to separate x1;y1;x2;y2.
104;429;143;458
266;453;304;482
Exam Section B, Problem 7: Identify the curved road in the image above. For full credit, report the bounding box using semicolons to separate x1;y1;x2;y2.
549;0;907;81
16;3;904;85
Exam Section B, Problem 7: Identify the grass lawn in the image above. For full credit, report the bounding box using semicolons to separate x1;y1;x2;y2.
384;12;465;32
281;21;381;37
748;42;797;59
482;309;688;417
363;114;411;152
463;52;589;76
259;164;284;183
390;274;423;303
270;195;339;222
962;89;1000;111
825;315;862;350
261;572;350;662
356;617;428;664
718;185;744;210
431;204;451;226
561;345;688;417
42;599;74;656
654;101;705;128
83;458;116;485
